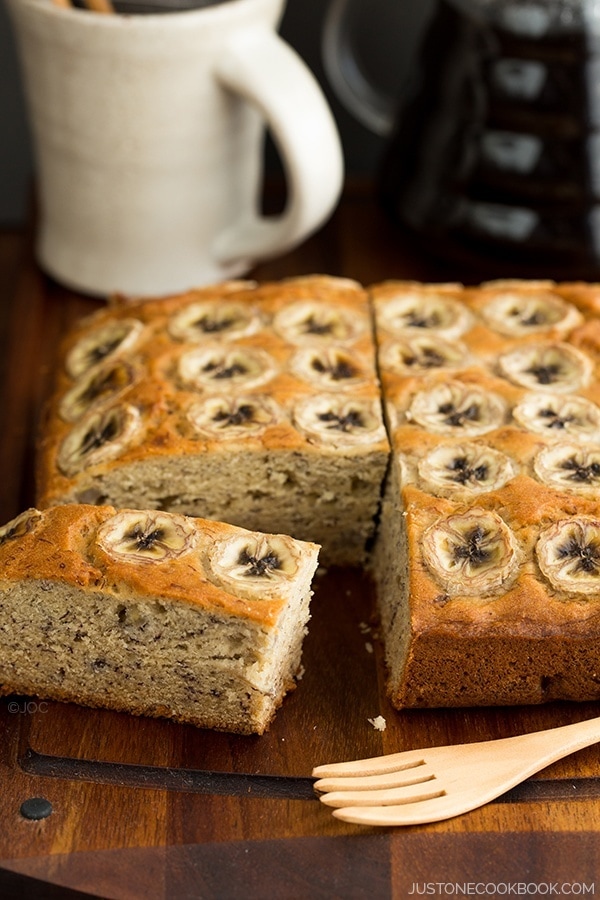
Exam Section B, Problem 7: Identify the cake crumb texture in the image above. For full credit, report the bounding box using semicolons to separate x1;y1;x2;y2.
0;504;320;734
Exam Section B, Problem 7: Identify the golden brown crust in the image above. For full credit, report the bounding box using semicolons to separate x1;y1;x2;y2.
0;504;319;627
36;275;389;507
404;481;600;635
372;278;600;708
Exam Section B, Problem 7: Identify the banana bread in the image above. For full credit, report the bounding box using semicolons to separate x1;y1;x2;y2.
0;504;319;733
372;279;600;708
36;275;390;566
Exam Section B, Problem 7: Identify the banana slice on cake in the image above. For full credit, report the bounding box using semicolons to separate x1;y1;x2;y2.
207;533;302;599
59;360;138;422
407;381;506;436
498;343;592;393
168;300;261;342
178;346;276;392
188;395;281;438
0;508;42;546
379;335;469;375
481;291;582;337
65;319;144;379
97;510;197;562
513;394;600;442
293;395;387;446
290;347;367;390
422;508;520;596
536;517;600;595
534;443;600;495
418;443;517;495
376;292;473;339
57;404;143;475
273;301;364;345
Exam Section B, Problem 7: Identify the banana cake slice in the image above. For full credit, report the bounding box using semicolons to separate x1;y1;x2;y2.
0;504;320;733
36;275;390;566
371;278;600;708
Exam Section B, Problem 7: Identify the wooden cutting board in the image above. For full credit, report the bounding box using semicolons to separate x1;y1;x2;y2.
1;192;600;899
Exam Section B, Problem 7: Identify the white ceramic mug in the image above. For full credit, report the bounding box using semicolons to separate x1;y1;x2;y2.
7;0;344;296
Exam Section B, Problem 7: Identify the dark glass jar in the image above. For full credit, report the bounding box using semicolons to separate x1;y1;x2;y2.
377;0;600;278
324;0;600;278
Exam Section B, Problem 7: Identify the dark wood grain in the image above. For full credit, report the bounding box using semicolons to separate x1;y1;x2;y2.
1;194;600;898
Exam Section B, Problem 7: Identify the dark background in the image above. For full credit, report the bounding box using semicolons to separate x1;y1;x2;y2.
0;0;434;226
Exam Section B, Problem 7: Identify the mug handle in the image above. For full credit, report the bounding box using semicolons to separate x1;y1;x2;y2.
213;26;344;267
321;0;395;136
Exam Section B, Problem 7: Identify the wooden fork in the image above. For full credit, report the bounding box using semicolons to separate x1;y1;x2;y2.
312;715;600;826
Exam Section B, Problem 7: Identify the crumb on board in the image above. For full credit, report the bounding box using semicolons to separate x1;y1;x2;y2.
368;715;386;731
365;642;373;654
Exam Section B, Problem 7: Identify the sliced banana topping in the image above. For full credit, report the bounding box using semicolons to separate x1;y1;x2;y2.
293;395;387;446
59;360;137;422
57;404;143;475
498;343;592;393
422;508;519;596
536;517;600;595
407;382;506;436
418;443;517;495
273;301;364;345
0;508;42;546
481;291;582;337
513;394;600;442
188;395;281;438
168;300;261;343
65;319;144;379
207;532;301;598
534;442;600;495
376;292;472;339
97;510;197;562
178;346;276;392
379;334;468;375
290;347;367;390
